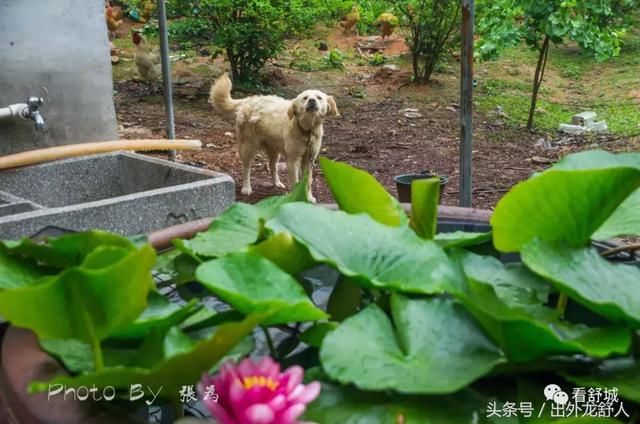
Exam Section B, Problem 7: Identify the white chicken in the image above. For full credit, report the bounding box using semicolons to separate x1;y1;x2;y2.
132;32;162;83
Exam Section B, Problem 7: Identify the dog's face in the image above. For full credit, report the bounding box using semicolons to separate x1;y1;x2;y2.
288;90;339;120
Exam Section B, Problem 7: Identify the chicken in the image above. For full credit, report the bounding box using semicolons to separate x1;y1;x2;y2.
132;32;162;83
140;0;156;23
340;5;360;35
375;12;399;42
105;5;123;40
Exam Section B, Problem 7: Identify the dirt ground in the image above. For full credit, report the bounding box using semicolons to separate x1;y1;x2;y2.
114;25;638;210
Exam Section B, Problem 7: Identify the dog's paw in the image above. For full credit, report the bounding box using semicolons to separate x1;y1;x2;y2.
274;181;286;189
241;186;253;195
308;194;317;203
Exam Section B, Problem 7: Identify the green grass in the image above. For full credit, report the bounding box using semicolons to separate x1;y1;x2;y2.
476;92;574;132
475;28;640;137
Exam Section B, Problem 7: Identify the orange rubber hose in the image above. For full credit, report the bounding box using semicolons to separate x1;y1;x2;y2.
0;139;201;170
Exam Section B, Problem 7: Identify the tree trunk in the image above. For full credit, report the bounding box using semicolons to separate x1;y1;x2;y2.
228;50;239;81
412;51;422;83
527;35;550;130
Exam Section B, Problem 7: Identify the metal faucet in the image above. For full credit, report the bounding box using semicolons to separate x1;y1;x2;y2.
23;97;46;132
0;96;46;132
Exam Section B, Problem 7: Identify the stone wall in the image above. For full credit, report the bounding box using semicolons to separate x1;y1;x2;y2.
0;0;118;155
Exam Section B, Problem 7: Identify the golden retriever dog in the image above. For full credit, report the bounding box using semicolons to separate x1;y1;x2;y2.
209;73;339;202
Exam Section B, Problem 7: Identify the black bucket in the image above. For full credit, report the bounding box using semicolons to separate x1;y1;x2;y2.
394;172;449;203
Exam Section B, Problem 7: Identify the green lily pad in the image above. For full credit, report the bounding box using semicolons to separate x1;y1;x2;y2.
29;313;264;396
110;291;200;340
522;239;640;325
173;202;262;260
435;231;492;248
549;151;640;240
0;244;156;342
0;251;51;289
195;252;327;325
565;358;640;403
153;250;199;285
550;150;640;171
319;157;407;227
174;180;308;259
491;168;640;252
300;322;338;348
250;232;316;274
304;383;488;424
450;250;631;362
410;178;440;239
267;203;458;294
0;230;136;268
320;295;505;394
39;339;136;373
593;188;640;240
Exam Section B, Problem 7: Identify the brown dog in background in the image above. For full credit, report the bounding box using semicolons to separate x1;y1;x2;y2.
209;73;339;202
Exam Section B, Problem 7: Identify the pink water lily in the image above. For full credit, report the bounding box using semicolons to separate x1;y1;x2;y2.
198;356;321;424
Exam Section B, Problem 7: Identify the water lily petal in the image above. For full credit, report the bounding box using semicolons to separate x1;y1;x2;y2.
290;381;321;404
204;401;236;424
229;378;246;404
245;404;275;424
238;357;258;378
257;356;280;379
282;365;304;393
280;403;306;424
267;393;287;412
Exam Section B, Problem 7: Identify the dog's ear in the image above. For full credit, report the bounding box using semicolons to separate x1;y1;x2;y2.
327;96;340;117
287;102;297;120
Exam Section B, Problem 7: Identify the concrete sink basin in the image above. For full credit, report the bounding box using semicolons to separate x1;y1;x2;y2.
0;152;235;239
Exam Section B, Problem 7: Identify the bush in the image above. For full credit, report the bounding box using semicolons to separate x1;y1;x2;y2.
368;52;386;65
391;0;460;83
165;0;325;83
323;49;346;69
356;0;394;35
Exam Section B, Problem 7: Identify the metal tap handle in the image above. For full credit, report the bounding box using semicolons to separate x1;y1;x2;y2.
23;97;46;132
26;97;44;111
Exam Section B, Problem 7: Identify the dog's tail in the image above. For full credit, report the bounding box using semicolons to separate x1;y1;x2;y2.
209;73;243;114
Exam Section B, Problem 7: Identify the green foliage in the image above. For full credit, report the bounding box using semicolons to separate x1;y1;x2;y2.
2;149;640;419
30;315;263;396
491;165;640;251
195;252;327;325
320;295;505;393
323;49;346;69
356;0;394;35
390;0;460;83
368;52;387;65
164;0;325;82
410;178;440;239
319;156;408;227
268;203;458;294
476;0;639;128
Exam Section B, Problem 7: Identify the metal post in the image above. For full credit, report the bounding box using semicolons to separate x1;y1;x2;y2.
459;0;474;207
156;0;176;161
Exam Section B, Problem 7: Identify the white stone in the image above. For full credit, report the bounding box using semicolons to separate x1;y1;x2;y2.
587;121;608;132
571;111;597;126
559;124;586;134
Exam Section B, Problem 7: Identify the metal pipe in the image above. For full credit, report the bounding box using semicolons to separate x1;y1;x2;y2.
156;0;177;161
0;98;46;132
0;104;25;121
459;0;474;207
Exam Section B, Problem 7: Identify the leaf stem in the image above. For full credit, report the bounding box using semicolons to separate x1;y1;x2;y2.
92;338;104;371
261;326;277;359
556;293;568;317
600;242;640;257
